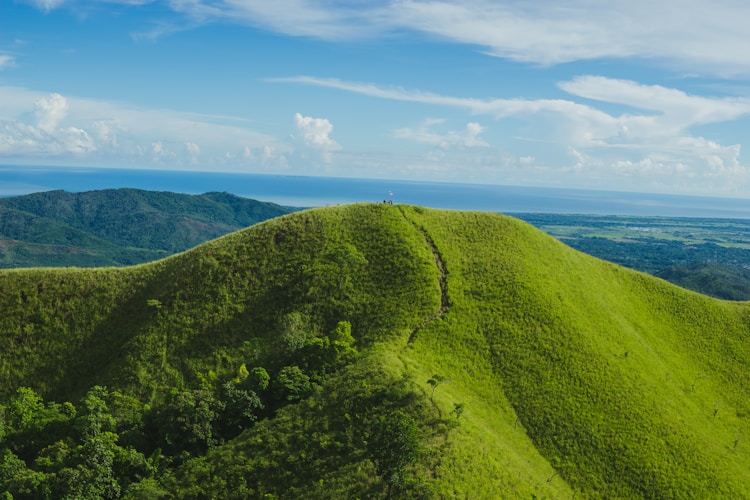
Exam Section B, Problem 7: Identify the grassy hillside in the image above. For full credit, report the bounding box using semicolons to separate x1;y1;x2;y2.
0;204;748;498
0;189;294;268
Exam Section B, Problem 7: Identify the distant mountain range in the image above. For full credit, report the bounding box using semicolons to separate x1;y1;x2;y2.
0;189;296;268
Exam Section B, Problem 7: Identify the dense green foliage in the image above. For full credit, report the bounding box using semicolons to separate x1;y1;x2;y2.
1;204;749;498
0;189;294;268
656;262;750;301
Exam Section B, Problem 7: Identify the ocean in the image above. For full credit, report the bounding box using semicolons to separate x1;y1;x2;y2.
1;165;749;219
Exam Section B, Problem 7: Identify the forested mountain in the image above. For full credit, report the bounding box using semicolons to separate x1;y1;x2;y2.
0;189;295;268
1;204;748;498
655;262;750;301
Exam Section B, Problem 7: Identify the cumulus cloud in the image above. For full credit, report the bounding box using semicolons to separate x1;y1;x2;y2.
0;121;95;156
35;93;69;133
293;113;338;149
0;85;286;169
185;141;200;156
291;112;340;164
149;141;175;162
0;92;98;156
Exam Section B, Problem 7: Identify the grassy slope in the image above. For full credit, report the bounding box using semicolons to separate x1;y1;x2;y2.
400;206;750;497
1;204;748;497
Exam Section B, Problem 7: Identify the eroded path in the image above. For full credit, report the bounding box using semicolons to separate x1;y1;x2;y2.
398;207;451;344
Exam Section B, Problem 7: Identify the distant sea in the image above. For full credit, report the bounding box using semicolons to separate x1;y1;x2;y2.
1;165;749;219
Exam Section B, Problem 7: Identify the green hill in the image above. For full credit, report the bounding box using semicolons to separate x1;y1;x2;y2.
0;189;294;268
0;204;748;498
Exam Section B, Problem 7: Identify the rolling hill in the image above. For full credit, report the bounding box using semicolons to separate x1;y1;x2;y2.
1;204;748;498
0;189;295;268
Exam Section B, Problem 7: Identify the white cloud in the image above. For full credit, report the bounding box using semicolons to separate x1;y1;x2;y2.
291;112;340;164
272;76;612;123
92;120;120;148
58;126;96;154
36;0;750;76
22;0;68;12
0;55;14;70
275;74;750;194
559;76;750;133
280;74;750;145
185;141;200;156
394;119;488;149
166;0;377;40
0;92;96;156
34;93;69;133
0;86;288;169
23;1;750;75
0;121;95;157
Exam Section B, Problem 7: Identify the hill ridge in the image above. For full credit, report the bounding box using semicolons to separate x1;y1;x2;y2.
0;203;748;498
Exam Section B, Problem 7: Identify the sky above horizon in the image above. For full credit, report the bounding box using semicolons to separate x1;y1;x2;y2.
2;1;750;197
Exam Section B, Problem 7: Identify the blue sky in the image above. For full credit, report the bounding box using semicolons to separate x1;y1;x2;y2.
2;1;750;197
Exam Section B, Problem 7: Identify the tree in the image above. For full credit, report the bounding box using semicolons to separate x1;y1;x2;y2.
77;386;115;439
276;311;310;356
452;402;465;419
218;382;263;438
272;366;311;403
426;375;445;402
368;412;420;499
152;389;221;456
233;363;250;384
65;431;122;500
8;387;44;432
0;405;6;443
330;320;358;364
122;478;169;499
247;367;270;392
0;448;49;499
300;321;359;375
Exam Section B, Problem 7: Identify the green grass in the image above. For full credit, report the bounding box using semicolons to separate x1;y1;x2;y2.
1;204;749;498
400;206;750;497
